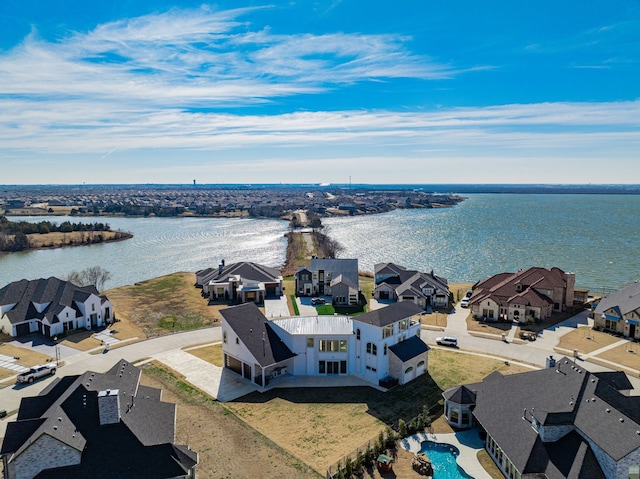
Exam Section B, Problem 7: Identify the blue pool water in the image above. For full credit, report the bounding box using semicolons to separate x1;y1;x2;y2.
418;442;475;479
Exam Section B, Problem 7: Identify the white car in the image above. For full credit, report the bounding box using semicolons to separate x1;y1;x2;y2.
436;336;458;347
17;364;56;383
460;297;470;308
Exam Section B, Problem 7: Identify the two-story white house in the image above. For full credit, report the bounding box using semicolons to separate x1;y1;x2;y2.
220;301;429;389
0;277;114;338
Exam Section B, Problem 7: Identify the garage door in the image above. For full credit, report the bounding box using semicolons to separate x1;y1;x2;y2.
403;366;415;385
15;322;30;337
380;291;389;300
417;360;426;376
266;286;277;297
225;355;243;375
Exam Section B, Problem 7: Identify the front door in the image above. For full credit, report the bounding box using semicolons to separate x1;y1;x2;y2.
629;324;636;339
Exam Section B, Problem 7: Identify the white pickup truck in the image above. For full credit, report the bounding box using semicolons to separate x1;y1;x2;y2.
16;364;56;383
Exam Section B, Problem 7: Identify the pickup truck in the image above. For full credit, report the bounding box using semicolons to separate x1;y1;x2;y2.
16;364;56;383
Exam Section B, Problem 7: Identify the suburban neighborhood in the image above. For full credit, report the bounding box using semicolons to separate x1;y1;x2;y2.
0;253;639;479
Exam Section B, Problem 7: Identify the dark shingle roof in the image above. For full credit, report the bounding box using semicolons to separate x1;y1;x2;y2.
352;301;424;328
1;360;197;479
203;262;281;285
388;335;430;362
442;385;476;405
220;302;295;367
467;358;640;475
0;277;101;326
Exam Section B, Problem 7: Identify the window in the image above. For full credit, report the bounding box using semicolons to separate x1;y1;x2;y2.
92;303;95;311
319;340;347;352
223;332;227;343
605;319;617;330
366;342;377;355
235;337;239;344
382;325;393;338
319;361;325;374
356;328;361;340
307;338;314;348
383;344;388;355
404;366;413;374
398;319;409;331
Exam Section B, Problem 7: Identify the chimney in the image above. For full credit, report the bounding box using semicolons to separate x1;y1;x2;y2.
546;356;556;369
98;389;121;425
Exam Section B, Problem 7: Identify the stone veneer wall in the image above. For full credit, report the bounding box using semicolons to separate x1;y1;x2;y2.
388;350;428;385
581;428;640;479
537;423;574;442
14;434;81;479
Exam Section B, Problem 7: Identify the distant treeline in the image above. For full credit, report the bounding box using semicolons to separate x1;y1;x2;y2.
102;204;285;218
0;215;115;252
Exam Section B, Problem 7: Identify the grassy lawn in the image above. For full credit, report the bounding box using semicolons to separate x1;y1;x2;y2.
140;363;320;479
226;349;531;474
596;341;640;372
105;272;225;338
555;326;621;354
0;343;54;381
185;343;223;367
477;450;505;479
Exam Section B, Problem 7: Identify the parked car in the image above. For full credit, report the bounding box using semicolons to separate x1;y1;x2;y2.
465;289;473;298
311;297;326;306
436;336;458;347
17;364;56;383
460;297;470;308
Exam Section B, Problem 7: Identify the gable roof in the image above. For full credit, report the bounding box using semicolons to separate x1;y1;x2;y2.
594;281;640;317
330;274;358;290
203;262;282;285
352;301;424;328
1;360;197;479
388;335;430;362
309;258;359;286
375;263;449;297
220;303;295;367
0;277;101;325
465;358;640;476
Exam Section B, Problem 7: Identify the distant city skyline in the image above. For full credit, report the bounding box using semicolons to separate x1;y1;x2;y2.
1;1;639;184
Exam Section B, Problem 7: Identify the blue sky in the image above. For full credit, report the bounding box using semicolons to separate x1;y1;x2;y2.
1;0;639;184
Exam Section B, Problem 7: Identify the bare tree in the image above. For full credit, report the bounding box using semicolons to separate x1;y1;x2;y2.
66;266;112;291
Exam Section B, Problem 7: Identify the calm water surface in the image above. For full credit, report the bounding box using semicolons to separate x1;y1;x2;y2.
0;216;288;289
1;194;638;291
322;194;640;291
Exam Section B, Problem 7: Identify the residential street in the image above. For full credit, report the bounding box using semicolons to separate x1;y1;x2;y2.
2;301;638;441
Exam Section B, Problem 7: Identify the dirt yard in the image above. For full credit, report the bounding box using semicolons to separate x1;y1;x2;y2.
140;363;320;479
104;272;229;339
224;349;532;475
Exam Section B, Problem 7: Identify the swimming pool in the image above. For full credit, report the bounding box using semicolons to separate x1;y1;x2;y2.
418;441;475;479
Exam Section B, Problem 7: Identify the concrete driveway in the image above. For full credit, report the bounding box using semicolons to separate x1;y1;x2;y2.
264;296;290;318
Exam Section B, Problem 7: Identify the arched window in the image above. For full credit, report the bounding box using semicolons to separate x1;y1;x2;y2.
405;366;414;374
223;331;227;343
366;342;377;355
356;328;361;340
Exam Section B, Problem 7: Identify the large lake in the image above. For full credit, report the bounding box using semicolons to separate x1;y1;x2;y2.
1;194;638;291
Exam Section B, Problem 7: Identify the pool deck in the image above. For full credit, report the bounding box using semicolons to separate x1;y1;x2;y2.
400;429;493;479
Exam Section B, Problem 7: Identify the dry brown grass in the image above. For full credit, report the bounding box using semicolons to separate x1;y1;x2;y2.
466;316;511;335
226;349;532;474
0;343;54;381
58;329;103;351
185;343;223;367
555;326;620;354
27;230;125;248
596;341;640;372
140;363;319;479
477;449;505;479
449;283;475;303
104;272;225;339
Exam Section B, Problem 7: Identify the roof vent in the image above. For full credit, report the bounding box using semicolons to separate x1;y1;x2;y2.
58;417;62;422
53;426;58;430
606;408;611;413
619;418;625;423
591;398;595;402
636;431;640;436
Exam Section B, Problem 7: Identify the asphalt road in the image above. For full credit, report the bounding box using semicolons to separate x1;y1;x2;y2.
2;303;636;439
